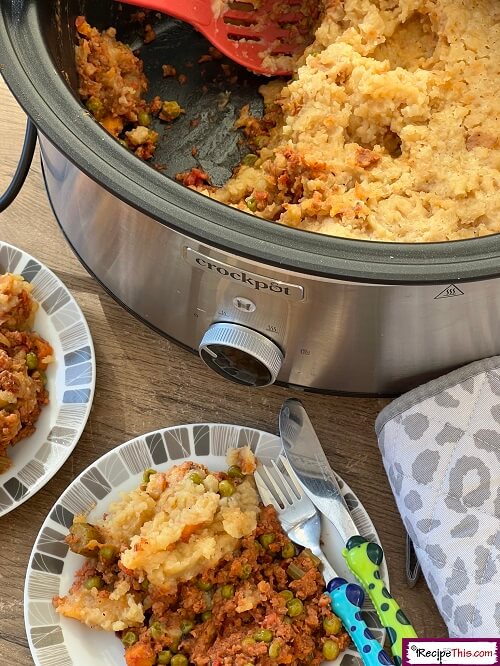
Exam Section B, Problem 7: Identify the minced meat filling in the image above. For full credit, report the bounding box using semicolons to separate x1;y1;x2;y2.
54;459;350;665
0;274;53;471
136;505;349;666
75;17;159;159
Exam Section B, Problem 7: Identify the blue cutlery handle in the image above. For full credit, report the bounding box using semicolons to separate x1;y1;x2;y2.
327;578;393;666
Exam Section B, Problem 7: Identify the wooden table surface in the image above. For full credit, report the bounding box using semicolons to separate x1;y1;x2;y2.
0;77;445;663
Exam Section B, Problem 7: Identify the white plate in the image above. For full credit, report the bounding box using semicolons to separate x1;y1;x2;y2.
0;241;95;516
25;424;388;666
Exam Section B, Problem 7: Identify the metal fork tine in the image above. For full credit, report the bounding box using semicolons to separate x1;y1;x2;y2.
260;465;290;507
255;459;338;587
254;469;279;510
271;459;299;501
276;455;303;497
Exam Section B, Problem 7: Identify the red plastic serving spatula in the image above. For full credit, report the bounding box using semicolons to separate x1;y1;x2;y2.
119;0;316;75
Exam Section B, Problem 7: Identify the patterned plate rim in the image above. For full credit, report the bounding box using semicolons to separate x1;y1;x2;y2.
24;423;388;666
0;241;96;517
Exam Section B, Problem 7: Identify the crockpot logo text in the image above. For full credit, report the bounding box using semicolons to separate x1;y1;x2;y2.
195;257;289;294
184;248;304;301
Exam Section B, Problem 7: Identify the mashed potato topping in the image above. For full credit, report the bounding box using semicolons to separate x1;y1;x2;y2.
53;581;145;632
55;452;260;632
0;274;38;330
207;0;500;242
77;1;499;242
116;467;259;592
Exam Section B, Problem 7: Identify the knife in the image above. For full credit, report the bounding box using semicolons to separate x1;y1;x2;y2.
280;398;417;666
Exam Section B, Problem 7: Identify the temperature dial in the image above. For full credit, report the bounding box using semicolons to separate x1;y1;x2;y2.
198;323;283;387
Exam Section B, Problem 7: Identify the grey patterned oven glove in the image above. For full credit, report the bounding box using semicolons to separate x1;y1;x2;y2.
375;357;500;638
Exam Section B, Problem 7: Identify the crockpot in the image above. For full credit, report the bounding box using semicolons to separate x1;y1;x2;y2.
2;1;500;394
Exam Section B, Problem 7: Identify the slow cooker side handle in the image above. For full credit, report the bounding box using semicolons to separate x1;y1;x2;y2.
0;117;37;213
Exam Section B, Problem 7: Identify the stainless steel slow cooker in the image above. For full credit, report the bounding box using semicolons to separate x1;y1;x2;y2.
2;1;500;394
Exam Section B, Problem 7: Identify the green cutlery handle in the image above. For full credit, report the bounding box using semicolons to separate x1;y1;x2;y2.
343;536;417;666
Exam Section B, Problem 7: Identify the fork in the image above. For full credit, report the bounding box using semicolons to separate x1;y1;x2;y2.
254;456;393;666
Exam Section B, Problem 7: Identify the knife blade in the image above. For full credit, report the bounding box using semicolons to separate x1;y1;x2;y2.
278;398;360;545
280;398;417;666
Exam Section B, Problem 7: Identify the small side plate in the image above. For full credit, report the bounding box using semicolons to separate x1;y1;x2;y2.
0;241;96;516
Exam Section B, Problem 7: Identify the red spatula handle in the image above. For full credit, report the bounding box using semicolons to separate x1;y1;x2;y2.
119;0;213;27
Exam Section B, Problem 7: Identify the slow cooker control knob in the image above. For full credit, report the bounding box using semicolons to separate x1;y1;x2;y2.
198;323;283;388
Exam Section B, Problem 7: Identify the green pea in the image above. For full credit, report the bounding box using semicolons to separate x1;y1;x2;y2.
245;196;257;212
286;598;304;617
170;636;181;653
323;640;340;660
239;563;252;579
201;610;212;622
253;629;273;642
190;471;203;484
142;468;156;483
38;369;47;385
161;101;183;121
242;153;258;167
85;96;104;119
268;640;281;659
68;522;103;557
281;542;296;559
221;584;234;599
279;590;294;602
138;110;151;127
26;352;38;370
218;480;236;497
180;620;194;635
149;621;164;640
197;579;213;591
141;578;150;591
84;576;103;591
227;465;244;478
99;545;117;561
242;637;255;647
323;615;342;635
121;631;137;647
171;655;188;666
157;651;172;664
259;533;275;549
283;616;293;625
